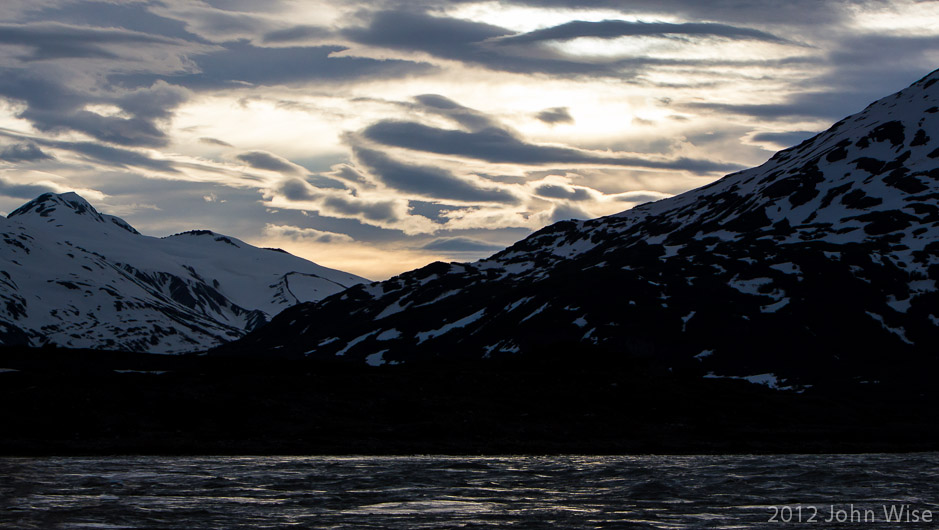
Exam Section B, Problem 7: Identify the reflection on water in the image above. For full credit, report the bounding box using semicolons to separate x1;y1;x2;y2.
1;454;937;529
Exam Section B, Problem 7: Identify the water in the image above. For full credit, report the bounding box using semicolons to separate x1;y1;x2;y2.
1;454;937;529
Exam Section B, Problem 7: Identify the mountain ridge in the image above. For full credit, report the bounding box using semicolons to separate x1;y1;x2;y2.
222;67;939;389
0;192;367;353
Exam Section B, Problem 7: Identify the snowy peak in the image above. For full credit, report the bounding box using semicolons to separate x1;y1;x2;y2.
7;192;140;235
0;193;367;353
10;192;102;220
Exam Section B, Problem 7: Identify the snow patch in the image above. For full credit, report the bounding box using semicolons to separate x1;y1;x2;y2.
761;297;790;313
365;350;388;366
694;349;713;361
520;302;548;323
375;299;412;320
376;328;401;341
335;331;377;356
416;308;486;344
865;311;914;344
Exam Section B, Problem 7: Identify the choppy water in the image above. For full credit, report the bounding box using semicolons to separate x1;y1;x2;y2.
1;454;937;529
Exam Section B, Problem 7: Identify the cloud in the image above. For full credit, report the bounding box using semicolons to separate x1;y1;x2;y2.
353;147;521;204
535;106;573;125
277;178;317;200
47;140;179;173
0;69;190;148
343;9;510;55
0;22;183;61
321;194;403;222
0;143;54;163
28;1;204;42
420;237;504;252
533;183;594;201
610;190;672;204
271;177;409;225
0;176;58;199
750;131;816;148
412;94;502;131
0;129;180;173
342;10;636;76
361;120;741;172
453;0;856;25
199;137;234;147
262;25;331;43
496;20;787;46
548;202;593;222
117;81;190;121
687;34;939;121
123;41;432;90
264;223;355;243
237;151;302;174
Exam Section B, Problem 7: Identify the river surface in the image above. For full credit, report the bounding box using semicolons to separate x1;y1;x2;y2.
1;454;937;529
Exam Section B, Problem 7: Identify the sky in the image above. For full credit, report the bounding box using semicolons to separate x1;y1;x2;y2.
1;1;938;279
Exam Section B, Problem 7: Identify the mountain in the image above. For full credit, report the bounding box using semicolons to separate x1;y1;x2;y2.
224;69;939;388
0;192;367;353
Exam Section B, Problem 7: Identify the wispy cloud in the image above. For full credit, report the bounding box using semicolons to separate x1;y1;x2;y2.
0;0;935;279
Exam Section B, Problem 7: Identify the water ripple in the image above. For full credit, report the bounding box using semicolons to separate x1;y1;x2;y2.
1;454;937;529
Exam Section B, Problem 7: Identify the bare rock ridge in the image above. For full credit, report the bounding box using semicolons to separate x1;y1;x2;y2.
0;193;367;353
225;68;939;388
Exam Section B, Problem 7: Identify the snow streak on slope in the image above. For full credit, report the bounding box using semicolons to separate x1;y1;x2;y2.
0;193;366;353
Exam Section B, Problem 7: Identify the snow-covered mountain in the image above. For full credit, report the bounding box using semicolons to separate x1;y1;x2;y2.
226;68;939;387
0;192;367;353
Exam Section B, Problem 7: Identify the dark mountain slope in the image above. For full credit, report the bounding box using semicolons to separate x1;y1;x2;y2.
222;69;939;389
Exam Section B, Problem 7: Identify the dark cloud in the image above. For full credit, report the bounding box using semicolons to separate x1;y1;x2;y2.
0;69;186;148
688;34;939;121
613;191;670;203
268;224;354;244
237;151;300;174
322;195;401;222
28;1;205;42
0;178;58;200
750;131;816;147
275;177;397;222
0;132;182;173
498;20;786;45
343;10;636;76
343;10;510;54
687;90;883;121
353;147;521;204
361;120;741;172
199;137;234;147
550;202;592;222
420;237;504;252
0;22;181;61
534;184;593;201
0;143;54;163
535;107;573;125
62;142;179;173
412;94;500;131
441;0;857;25
278;178;316;200
327;164;377;188
121;41;431;90
117;81;190;121
262;25;331;43
407;200;461;223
